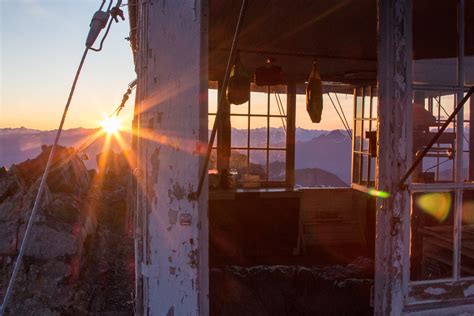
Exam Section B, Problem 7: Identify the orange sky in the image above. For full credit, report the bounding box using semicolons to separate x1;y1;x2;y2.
0;2;352;132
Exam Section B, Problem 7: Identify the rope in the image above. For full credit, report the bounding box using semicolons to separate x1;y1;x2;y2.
327;93;352;138
273;91;287;132
195;0;248;198
0;48;89;315
334;93;351;137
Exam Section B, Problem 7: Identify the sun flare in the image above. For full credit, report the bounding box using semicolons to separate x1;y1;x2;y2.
101;117;121;134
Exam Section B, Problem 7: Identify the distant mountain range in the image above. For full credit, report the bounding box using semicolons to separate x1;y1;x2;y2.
0;127;127;170
1;127;351;186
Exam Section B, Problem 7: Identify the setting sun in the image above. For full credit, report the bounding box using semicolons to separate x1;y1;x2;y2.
101;117;121;134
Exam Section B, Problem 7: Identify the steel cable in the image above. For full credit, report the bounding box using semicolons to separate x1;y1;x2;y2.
0;48;89;315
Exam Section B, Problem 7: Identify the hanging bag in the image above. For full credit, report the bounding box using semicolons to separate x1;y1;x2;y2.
306;60;323;123
226;54;251;105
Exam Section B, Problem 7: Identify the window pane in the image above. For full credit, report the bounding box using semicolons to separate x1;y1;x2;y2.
269;118;286;148
209;114;217;147
230;149;248;185
355;89;364;119
410;191;454;281
371;88;378;119
353;153;361;184
362;127;370;153
250;117;267;148
230;116;248;148
248;150;267;183
269;150;286;181
412;92;457;183
369;156;376;183
230;100;248;115
361;154;368;184
464;93;474;182
354;120;363;152
364;87;372;119
208;88;218;114
250;83;268;115
412;1;458;85
461;190;474;277
270;85;287;116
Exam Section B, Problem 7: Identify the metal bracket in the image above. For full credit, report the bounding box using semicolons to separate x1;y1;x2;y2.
141;263;160;278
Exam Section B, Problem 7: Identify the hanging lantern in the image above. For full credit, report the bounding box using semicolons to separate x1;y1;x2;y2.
226;54;250;105
306;60;323;123
254;57;284;86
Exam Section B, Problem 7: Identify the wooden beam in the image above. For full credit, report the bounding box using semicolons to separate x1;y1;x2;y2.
134;0;209;314
469;97;474;181
217;81;231;171
375;0;412;314
286;80;296;188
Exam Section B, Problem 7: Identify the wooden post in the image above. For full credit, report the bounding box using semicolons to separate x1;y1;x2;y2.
469;97;474;181
375;0;412;314
134;0;209;314
286;80;296;188
217;81;231;171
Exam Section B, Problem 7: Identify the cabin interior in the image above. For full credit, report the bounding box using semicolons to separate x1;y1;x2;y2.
129;0;474;313
206;0;473;272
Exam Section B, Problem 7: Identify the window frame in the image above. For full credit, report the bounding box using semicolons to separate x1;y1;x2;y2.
209;83;294;189
405;0;474;307
352;85;378;187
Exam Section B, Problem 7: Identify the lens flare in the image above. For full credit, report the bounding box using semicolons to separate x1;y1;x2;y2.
367;188;390;199
101;116;121;134
416;192;451;222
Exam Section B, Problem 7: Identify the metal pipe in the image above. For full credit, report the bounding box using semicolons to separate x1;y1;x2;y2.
0;48;89;316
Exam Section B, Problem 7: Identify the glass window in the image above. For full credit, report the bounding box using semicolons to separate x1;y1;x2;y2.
352;86;377;186
411;91;458;183
209;82;288;188
461;190;474;277
411;191;455;281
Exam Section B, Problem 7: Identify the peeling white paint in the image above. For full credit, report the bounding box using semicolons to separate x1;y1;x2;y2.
135;0;208;314
423;287;447;296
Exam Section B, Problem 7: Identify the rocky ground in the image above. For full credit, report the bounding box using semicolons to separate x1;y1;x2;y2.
0;146;134;315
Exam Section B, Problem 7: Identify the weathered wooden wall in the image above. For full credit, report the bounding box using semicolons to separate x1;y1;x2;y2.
134;0;209;314
299;188;374;253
